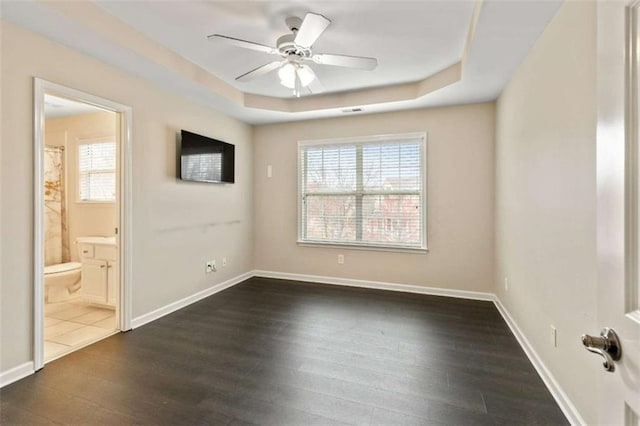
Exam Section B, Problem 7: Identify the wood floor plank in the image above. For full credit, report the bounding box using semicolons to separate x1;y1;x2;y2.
0;277;569;425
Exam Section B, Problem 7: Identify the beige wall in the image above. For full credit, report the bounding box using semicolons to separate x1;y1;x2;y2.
46;112;118;261
253;103;495;292
495;1;597;423
1;22;253;371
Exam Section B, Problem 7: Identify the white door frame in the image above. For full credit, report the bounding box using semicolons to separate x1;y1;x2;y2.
33;78;133;371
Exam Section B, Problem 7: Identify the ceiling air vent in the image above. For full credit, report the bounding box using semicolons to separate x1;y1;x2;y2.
341;107;363;113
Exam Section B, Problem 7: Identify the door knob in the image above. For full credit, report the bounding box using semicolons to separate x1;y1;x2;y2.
581;328;621;372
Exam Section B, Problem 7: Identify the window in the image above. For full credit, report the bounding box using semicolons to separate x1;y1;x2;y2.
298;133;426;251
78;141;116;202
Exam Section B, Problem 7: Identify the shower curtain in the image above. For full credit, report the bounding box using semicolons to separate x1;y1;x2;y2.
44;146;70;266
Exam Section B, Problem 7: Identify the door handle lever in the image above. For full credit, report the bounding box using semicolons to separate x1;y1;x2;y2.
581;328;621;372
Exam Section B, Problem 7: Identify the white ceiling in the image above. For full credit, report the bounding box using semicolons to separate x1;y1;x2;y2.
95;1;476;98
44;94;107;119
1;0;562;124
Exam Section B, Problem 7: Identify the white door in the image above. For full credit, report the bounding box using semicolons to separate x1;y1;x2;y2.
595;1;640;424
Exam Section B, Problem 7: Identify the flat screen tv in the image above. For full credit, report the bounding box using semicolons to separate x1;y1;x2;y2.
179;130;235;183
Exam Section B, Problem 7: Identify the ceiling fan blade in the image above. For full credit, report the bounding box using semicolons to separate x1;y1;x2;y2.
305;68;325;94
294;13;331;48
208;34;278;55
235;61;283;82
311;53;378;70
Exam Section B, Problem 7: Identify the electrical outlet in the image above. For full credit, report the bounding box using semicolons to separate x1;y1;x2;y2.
206;260;217;273
338;254;344;265
267;165;273;178
222;257;227;267
550;325;557;348
504;276;509;291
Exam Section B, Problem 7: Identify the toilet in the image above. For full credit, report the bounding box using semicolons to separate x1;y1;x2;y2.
44;262;82;303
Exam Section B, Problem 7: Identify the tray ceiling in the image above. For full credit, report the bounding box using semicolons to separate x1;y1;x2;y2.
1;0;563;124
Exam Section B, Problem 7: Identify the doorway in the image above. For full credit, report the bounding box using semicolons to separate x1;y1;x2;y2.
33;79;132;370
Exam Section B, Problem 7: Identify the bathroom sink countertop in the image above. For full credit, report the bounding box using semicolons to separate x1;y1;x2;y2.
76;236;117;246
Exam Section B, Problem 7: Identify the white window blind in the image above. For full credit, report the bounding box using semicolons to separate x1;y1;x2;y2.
78;141;116;202
299;133;426;250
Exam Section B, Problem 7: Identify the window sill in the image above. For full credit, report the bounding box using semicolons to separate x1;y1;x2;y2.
296;240;428;254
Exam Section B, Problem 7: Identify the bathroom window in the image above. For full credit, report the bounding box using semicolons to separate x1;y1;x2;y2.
78;141;116;202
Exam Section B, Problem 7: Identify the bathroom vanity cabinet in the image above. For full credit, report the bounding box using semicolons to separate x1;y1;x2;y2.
77;237;118;308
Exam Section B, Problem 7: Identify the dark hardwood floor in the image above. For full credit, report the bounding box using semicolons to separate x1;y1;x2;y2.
1;277;568;425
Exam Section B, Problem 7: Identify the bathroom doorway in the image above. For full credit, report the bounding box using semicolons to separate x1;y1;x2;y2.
33;80;132;369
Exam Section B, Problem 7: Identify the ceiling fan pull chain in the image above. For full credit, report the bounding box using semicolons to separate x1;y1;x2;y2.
294;69;302;98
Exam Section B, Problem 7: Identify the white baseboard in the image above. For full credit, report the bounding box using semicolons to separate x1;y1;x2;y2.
253;270;494;301
493;296;585;426
131;271;253;329
0;361;34;388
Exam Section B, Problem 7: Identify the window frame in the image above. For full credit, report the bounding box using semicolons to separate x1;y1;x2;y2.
297;132;428;253
76;137;117;204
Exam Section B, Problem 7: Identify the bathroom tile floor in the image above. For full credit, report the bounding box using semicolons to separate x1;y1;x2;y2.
44;300;116;361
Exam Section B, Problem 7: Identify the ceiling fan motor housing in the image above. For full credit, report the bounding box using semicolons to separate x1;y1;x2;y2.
277;33;311;58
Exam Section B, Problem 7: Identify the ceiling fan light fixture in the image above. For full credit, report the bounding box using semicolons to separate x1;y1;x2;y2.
278;63;296;88
297;65;315;86
278;63;315;89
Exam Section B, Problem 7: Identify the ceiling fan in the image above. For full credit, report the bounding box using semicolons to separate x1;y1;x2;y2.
208;13;378;97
